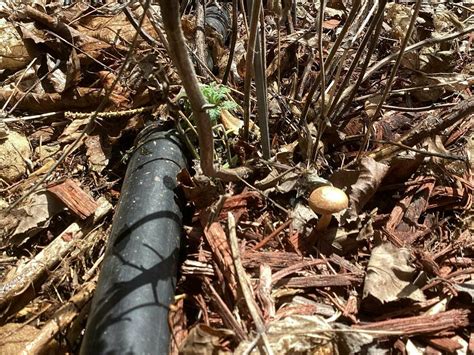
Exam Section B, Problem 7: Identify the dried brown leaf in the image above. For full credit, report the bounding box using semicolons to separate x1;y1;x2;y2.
363;243;425;305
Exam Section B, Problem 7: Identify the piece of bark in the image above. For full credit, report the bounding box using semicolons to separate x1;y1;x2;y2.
354;309;470;337
274;274;363;289
218;191;263;222
425;337;463;353
271;259;328;284
203;279;247;341
243;251;314;269
47;179;98;219
181;260;214;277
200;212;238;299
424;346;442;355
257;264;275;319
329;254;365;275
275;303;336;319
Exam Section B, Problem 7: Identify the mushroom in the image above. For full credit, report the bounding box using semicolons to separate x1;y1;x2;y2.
309;186;349;231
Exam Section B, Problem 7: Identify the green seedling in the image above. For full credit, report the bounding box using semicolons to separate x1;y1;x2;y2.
200;82;238;123
179;82;238;124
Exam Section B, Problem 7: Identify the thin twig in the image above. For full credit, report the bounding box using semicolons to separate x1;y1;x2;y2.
222;0;239;84
380;103;456;112
254;3;271;159
2;58;37;112
242;0;262;140
228;213;274;355
8;60;61;114
309;0;327;167
372;140;466;161
354;76;474;101
22;278;98;355
370;96;474;161
195;0;208;77
122;3;160;47
234;173;289;214
252;218;292;251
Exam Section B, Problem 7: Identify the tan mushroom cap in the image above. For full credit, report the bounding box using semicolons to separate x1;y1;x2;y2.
309;186;349;215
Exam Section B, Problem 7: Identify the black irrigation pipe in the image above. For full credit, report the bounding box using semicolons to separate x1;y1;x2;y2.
81;3;231;353
81;127;187;354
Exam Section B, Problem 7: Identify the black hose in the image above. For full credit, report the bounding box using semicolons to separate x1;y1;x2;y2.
81;127;187;354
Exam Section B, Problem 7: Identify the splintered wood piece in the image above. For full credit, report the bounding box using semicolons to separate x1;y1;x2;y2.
218;191;263;221
273;274;363;288
242;251;314;269
200;212;238;298
203;279;246;341
385;176;436;244
47;179;98;219
354;309;470;337
425;337;463;353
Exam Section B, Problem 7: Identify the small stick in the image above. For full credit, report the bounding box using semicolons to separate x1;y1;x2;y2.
380;103;456;112
254;3;271;159
372;140;466;161
239;0;249;32
370;96;474;161
228;213;274;355
252;218;292;251
309;0;327;167
242;0;262;140
234;173;289;214
277;8;282;92
122;3;160;48
354;76;474;101
298;0;361;126
327;0;387;122
7;60;61;114
222;0;239;84
195;0;208;77
2;58;37;112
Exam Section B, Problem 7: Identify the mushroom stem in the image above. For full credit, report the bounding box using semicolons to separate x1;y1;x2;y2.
316;214;332;231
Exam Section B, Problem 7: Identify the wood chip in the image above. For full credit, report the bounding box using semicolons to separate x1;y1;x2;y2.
47;178;98;219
